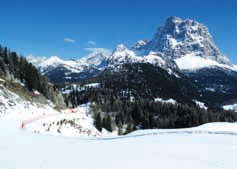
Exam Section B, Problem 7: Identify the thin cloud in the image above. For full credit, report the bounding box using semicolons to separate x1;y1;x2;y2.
64;38;76;43
87;40;97;46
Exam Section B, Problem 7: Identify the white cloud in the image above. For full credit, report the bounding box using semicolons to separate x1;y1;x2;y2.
64;38;76;43
87;40;97;46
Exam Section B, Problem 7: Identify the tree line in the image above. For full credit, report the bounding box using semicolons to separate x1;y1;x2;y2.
0;45;48;95
64;82;237;135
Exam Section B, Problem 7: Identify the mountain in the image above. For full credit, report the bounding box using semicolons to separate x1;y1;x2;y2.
107;17;237;106
29;16;237;79
132;16;231;65
28;49;110;84
28;16;237;108
109;44;174;69
109;17;236;72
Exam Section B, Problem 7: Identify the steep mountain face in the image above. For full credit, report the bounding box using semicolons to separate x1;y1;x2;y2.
109;44;179;70
109;44;138;65
129;16;236;105
132;16;230;65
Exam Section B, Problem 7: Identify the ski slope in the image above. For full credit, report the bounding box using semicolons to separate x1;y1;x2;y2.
1;113;237;169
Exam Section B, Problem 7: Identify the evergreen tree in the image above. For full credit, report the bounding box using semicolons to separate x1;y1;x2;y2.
94;112;102;132
0;58;6;76
105;115;113;132
3;47;8;65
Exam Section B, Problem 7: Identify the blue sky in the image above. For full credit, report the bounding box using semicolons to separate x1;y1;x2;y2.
0;0;237;63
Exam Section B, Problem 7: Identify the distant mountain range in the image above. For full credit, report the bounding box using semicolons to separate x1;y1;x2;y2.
28;16;237;107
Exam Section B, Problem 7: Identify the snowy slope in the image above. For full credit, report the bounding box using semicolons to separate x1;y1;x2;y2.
0;84;106;137
223;104;237;112
1;116;237;169
175;54;237;71
1;79;237;169
24;104;117;137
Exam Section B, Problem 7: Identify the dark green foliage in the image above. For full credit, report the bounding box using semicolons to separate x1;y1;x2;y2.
0;45;48;97
103;115;112;132
94;112;102;132
3;47;8;65
124;123;135;135
0;58;6;76
65;81;237;134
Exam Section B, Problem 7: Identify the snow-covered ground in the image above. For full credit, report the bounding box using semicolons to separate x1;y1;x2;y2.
193;100;208;110
175;54;237;71
1;115;237;169
0;84;112;137
223;103;237;112
1;84;237;169
155;98;176;104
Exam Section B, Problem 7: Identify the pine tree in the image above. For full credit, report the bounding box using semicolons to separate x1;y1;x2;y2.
94;112;102;132
0;58;6;76
105;115;113;132
3;47;8;65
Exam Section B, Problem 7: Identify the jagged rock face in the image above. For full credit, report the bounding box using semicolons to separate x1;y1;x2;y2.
133;16;230;64
109;44;138;65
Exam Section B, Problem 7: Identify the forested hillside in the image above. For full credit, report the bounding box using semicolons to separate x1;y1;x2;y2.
61;63;237;134
0;45;65;108
0;45;48;93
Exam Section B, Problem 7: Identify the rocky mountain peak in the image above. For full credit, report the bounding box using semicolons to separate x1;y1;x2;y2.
131;40;148;50
132;17;231;65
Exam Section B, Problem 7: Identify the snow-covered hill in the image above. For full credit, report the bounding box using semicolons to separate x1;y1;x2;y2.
0;81;108;137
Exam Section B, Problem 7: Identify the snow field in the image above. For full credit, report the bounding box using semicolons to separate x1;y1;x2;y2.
175;54;237;71
1;121;237;169
1;84;237;169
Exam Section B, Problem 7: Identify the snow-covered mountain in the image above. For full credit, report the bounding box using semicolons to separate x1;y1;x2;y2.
28;50;110;83
28;16;237;77
28;49;110;75
27;16;237;103
132;16;231;66
29;16;237;74
108;44;175;70
107;16;237;72
107;17;237;101
28;56;80;74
